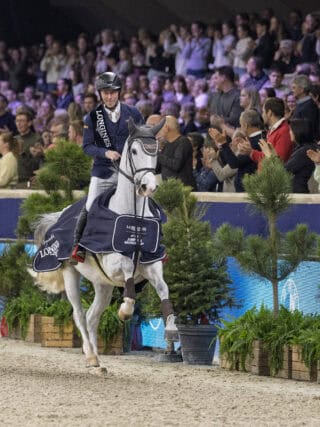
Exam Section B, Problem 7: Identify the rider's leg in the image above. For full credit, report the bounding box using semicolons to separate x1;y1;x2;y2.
70;174;118;264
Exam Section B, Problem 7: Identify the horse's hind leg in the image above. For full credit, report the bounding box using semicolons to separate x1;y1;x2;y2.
86;283;113;355
62;266;99;367
141;262;178;341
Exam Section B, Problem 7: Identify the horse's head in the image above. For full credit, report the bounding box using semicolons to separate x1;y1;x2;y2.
125;117;165;197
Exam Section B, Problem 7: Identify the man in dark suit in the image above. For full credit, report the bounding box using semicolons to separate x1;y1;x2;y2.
291;75;319;141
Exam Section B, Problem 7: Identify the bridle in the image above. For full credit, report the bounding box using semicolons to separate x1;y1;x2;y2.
114;135;158;190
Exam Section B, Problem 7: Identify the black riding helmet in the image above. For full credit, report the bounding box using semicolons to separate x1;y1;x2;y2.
95;72;122;92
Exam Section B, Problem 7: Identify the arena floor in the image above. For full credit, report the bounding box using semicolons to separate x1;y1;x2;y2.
1;339;320;426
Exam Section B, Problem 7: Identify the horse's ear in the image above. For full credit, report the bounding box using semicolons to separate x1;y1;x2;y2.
151;117;166;136
127;117;137;135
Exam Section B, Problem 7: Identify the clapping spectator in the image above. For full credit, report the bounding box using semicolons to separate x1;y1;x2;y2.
0;132;19;188
182;21;211;78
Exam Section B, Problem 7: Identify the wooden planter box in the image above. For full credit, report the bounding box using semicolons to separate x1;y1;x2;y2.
273;345;292;379
250;340;270;376
25;314;42;343
291;345;317;382
97;328;124;355
40;316;81;348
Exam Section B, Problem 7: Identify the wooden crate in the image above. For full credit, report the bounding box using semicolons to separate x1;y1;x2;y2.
40;316;81;348
291;345;317;382
274;345;292;379
25;314;42;343
250;340;270;376
97;329;124;355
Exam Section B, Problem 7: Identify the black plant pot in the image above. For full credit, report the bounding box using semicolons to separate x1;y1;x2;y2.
177;324;217;365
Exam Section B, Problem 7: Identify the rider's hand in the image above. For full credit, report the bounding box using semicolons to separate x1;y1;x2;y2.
105;150;121;161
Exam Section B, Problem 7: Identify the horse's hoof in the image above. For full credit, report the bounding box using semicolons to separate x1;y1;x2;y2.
165;329;179;342
88;366;107;377
86;355;100;368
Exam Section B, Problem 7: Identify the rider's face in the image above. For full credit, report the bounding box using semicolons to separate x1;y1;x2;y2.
100;89;120;110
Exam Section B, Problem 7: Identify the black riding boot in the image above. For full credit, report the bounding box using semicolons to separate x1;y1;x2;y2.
70;207;88;264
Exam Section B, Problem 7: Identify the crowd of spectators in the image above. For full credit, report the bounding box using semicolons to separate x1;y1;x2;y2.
0;7;320;192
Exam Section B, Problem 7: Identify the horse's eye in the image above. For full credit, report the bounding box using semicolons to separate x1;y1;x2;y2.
132;148;138;155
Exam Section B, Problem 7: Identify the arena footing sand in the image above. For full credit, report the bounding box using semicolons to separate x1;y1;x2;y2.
1;338;320;426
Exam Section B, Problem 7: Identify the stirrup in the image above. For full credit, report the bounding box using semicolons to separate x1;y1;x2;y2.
70;245;86;264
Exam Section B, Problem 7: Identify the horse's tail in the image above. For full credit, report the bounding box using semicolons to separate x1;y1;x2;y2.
27;267;65;294
33;211;63;247
29;210;66;294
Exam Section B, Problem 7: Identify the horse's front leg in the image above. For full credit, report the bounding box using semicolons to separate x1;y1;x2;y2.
62;266;99;367
141;261;178;341
86;282;113;355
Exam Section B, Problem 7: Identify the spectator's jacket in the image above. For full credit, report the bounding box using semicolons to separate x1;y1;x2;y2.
83;102;143;179
285;143;316;193
182;37;211;71
208;87;242;127
243;72;269;91
251;119;293;166
157;135;196;189
292;97;320;141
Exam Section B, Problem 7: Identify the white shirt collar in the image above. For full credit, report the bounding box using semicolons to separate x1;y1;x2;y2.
269;117;285;133
249;130;263;137
104;102;121;123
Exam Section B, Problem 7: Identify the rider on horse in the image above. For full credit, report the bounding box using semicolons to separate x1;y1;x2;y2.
70;72;143;264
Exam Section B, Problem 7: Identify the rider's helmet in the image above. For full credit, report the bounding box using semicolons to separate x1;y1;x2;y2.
95;72;122;92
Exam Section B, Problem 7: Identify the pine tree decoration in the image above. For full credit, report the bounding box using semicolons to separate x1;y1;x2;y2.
153;179;235;325
214;156;317;317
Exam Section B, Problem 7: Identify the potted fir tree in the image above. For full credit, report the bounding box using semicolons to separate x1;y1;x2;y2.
153;179;235;365
214;156;318;375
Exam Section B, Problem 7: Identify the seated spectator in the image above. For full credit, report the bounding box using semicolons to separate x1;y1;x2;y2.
266;65;290;99
192;138;221;192
68;120;83;146
259;87;276;107
83;93;98;116
173;75;194;106
284;92;297;120
67;102;83;121
192;78;209;109
148;76;164;113
56;78;74;110
0;94;16;133
179;103;198;135
209;127;256;192
239;108;266;151
162;77;176;103
0;132;19;188
160;101;180;118
156;115;196;189
204;129;237;192
291;74;320;141
48;119;69;148
260;119;317;193
187;131;203;174
135;99;153;121
113;47;132;77
195;107;210;135
5;89;22;115
273;39;300;74
208;66;242;128
241;56;270;91
33;100;55;133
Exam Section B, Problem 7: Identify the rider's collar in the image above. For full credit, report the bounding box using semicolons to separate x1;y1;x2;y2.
104;102;121;123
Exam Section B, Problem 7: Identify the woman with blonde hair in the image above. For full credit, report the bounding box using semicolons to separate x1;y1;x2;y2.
0;132;19;188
